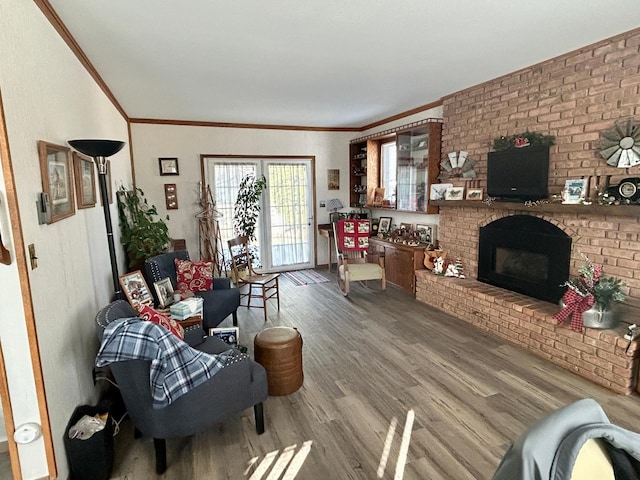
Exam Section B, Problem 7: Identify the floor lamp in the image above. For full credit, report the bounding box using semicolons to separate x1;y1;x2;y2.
68;139;125;299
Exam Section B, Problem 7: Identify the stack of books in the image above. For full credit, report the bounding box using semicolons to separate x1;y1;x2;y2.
170;297;203;321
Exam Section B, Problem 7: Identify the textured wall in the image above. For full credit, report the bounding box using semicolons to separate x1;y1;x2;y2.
0;1;131;478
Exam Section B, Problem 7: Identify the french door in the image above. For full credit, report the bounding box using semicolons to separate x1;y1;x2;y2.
203;156;315;272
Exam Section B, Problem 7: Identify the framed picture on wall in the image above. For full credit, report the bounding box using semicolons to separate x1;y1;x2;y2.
38;140;76;223
73;152;96;209
327;169;340;190
159;157;179;176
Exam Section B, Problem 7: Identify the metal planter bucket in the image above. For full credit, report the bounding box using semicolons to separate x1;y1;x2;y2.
560;300;621;329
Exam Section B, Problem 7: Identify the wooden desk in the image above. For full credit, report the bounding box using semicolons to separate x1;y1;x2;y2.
318;224;334;272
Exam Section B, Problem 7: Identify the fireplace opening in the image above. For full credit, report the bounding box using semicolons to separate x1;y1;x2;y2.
478;215;571;303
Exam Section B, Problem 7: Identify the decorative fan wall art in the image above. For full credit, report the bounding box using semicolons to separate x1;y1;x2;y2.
438;151;477;181
599;117;640;168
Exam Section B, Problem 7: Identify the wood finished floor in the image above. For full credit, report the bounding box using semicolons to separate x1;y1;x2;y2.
109;271;640;479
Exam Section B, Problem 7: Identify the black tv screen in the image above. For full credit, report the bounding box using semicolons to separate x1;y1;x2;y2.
487;147;549;200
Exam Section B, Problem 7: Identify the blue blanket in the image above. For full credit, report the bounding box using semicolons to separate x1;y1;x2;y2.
96;317;247;407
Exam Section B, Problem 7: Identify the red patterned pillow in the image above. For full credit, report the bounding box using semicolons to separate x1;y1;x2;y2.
137;305;185;340
175;259;213;293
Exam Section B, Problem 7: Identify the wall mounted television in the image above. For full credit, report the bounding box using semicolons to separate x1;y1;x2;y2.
487;147;550;200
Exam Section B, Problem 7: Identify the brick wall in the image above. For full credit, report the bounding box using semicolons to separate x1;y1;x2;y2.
419;28;640;393
416;271;640;394
442;27;640;194
439;27;640;301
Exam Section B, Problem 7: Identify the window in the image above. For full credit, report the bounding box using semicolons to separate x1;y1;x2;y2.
380;140;397;208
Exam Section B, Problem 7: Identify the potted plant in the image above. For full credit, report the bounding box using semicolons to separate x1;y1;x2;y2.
228;173;267;273
233;173;267;241
555;254;626;331
117;186;170;271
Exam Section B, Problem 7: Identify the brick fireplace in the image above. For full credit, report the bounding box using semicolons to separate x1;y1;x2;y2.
415;27;640;394
416;204;640;394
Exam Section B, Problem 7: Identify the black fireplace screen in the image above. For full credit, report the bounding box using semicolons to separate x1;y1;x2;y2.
478;215;571;303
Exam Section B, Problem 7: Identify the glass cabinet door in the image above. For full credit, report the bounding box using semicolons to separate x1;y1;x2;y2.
396;126;430;212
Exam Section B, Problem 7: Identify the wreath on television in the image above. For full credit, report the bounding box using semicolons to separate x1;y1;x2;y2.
492;131;556;151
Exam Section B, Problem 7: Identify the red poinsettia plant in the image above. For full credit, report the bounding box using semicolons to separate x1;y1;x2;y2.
554;254;626;331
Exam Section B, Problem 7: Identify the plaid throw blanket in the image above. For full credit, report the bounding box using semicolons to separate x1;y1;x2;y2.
96;317;247;407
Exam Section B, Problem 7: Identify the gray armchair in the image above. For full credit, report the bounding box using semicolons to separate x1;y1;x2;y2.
95;301;268;474
144;250;240;330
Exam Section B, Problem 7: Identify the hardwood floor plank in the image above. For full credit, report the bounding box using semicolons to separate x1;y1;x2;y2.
107;273;640;479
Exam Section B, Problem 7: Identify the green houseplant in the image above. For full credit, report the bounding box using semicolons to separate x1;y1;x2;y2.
117;186;170;270
233;173;267;241
230;173;267;271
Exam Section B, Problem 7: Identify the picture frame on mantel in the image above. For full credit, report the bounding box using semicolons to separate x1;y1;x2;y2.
38;140;76;223
159;157;179;176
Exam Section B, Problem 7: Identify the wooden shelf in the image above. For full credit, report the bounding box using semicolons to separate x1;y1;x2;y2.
431;200;640;216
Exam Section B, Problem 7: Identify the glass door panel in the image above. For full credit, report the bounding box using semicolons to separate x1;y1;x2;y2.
204;157;314;272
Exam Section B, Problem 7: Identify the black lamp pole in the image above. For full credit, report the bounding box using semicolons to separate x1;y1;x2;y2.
69;139;125;299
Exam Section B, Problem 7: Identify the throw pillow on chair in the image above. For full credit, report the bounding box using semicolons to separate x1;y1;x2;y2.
174;259;214;293
137;305;185;340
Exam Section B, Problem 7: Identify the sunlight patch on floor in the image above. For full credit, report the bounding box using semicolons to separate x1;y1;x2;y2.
246;440;313;479
378;409;415;480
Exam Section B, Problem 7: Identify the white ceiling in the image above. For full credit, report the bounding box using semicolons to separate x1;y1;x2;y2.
48;0;640;129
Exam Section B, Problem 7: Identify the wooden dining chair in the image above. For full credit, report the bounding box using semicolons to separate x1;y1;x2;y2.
333;219;385;296
227;236;280;321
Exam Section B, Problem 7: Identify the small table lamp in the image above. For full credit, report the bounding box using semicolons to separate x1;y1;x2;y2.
327;198;344;223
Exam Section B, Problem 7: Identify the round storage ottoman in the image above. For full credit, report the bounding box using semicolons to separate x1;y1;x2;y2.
254;327;303;396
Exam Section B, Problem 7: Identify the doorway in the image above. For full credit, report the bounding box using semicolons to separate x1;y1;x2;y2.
203;156;315;272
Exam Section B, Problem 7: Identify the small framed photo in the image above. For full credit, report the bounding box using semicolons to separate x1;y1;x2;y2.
327;168;340;190
379;216;392;234
416;224;438;245
159;157;179;176
154;277;175;308
430;183;453;201
445;185;465;200
400;222;413;231
38;140;76;223
466;188;483;201
119;270;154;308
209;327;239;347
563;178;588;204
73;152;96;209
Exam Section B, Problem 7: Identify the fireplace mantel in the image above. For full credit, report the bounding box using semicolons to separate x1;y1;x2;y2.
432;200;640;217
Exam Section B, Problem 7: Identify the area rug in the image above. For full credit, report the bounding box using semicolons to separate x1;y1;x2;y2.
282;269;330;286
